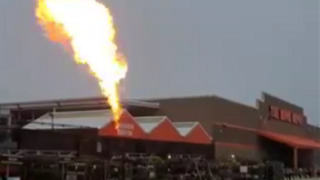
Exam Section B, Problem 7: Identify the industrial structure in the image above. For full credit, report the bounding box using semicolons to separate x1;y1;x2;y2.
0;92;319;178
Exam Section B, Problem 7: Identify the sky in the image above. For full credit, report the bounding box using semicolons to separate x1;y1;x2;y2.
0;0;319;125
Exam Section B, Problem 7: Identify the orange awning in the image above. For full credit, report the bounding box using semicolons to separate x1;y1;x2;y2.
135;116;183;142
99;110;147;140
258;130;320;149
174;122;212;144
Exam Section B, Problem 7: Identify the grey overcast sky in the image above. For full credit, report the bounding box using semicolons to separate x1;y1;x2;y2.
0;0;319;125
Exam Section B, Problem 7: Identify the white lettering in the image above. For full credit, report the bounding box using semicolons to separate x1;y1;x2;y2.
118;123;134;130
117;129;133;136
117;123;134;136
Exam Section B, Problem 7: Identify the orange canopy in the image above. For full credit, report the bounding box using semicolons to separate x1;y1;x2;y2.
135;116;183;142
99;110;146;140
258;130;320;149
174;122;212;144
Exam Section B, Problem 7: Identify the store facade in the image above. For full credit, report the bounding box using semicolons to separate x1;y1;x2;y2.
0;92;318;169
153;92;320;168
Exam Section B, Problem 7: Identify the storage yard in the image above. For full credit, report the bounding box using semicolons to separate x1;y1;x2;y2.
0;92;318;179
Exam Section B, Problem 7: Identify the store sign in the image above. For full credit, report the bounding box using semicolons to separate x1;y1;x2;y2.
268;106;306;125
117;123;134;136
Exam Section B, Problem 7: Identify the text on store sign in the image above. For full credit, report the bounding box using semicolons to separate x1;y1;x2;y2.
268;106;305;125
117;123;134;136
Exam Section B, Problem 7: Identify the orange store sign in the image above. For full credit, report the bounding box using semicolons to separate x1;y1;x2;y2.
268;106;306;125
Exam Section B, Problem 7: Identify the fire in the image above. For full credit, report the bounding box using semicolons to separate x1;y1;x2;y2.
35;0;128;126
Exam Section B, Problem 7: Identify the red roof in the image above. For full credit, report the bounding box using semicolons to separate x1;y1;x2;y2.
99;110;146;140
135;116;183;142
186;123;212;144
213;122;320;150
258;130;320;149
174;122;212;144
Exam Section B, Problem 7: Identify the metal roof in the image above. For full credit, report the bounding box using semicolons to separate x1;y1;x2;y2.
134;116;166;133
0;97;159;110
23;109;113;130
173;122;198;136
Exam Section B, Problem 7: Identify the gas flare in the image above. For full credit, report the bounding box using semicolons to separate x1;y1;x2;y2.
36;0;128;126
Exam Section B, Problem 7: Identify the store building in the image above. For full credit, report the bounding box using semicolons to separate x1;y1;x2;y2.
152;92;320;168
0;92;319;168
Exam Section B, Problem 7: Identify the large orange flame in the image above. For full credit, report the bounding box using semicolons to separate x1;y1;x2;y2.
36;0;127;126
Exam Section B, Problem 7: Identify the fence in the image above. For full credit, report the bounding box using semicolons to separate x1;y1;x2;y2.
1;152;320;180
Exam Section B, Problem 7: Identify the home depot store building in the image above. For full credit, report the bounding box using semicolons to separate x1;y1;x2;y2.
1;92;320;168
149;92;320;168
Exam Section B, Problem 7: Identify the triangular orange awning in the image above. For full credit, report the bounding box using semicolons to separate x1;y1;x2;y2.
134;116;183;142
99;110;146;140
258;130;320;149
185;124;212;144
147;117;183;142
173;122;212;144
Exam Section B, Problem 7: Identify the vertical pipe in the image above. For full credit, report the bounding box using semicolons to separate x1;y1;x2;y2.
104;160;107;180
7;115;12;141
5;164;9;178
18;110;21;121
293;147;298;168
49;111;53;130
61;163;65;180
51;108;56;130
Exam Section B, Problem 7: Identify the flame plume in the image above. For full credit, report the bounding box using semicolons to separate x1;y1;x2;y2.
36;0;128;126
